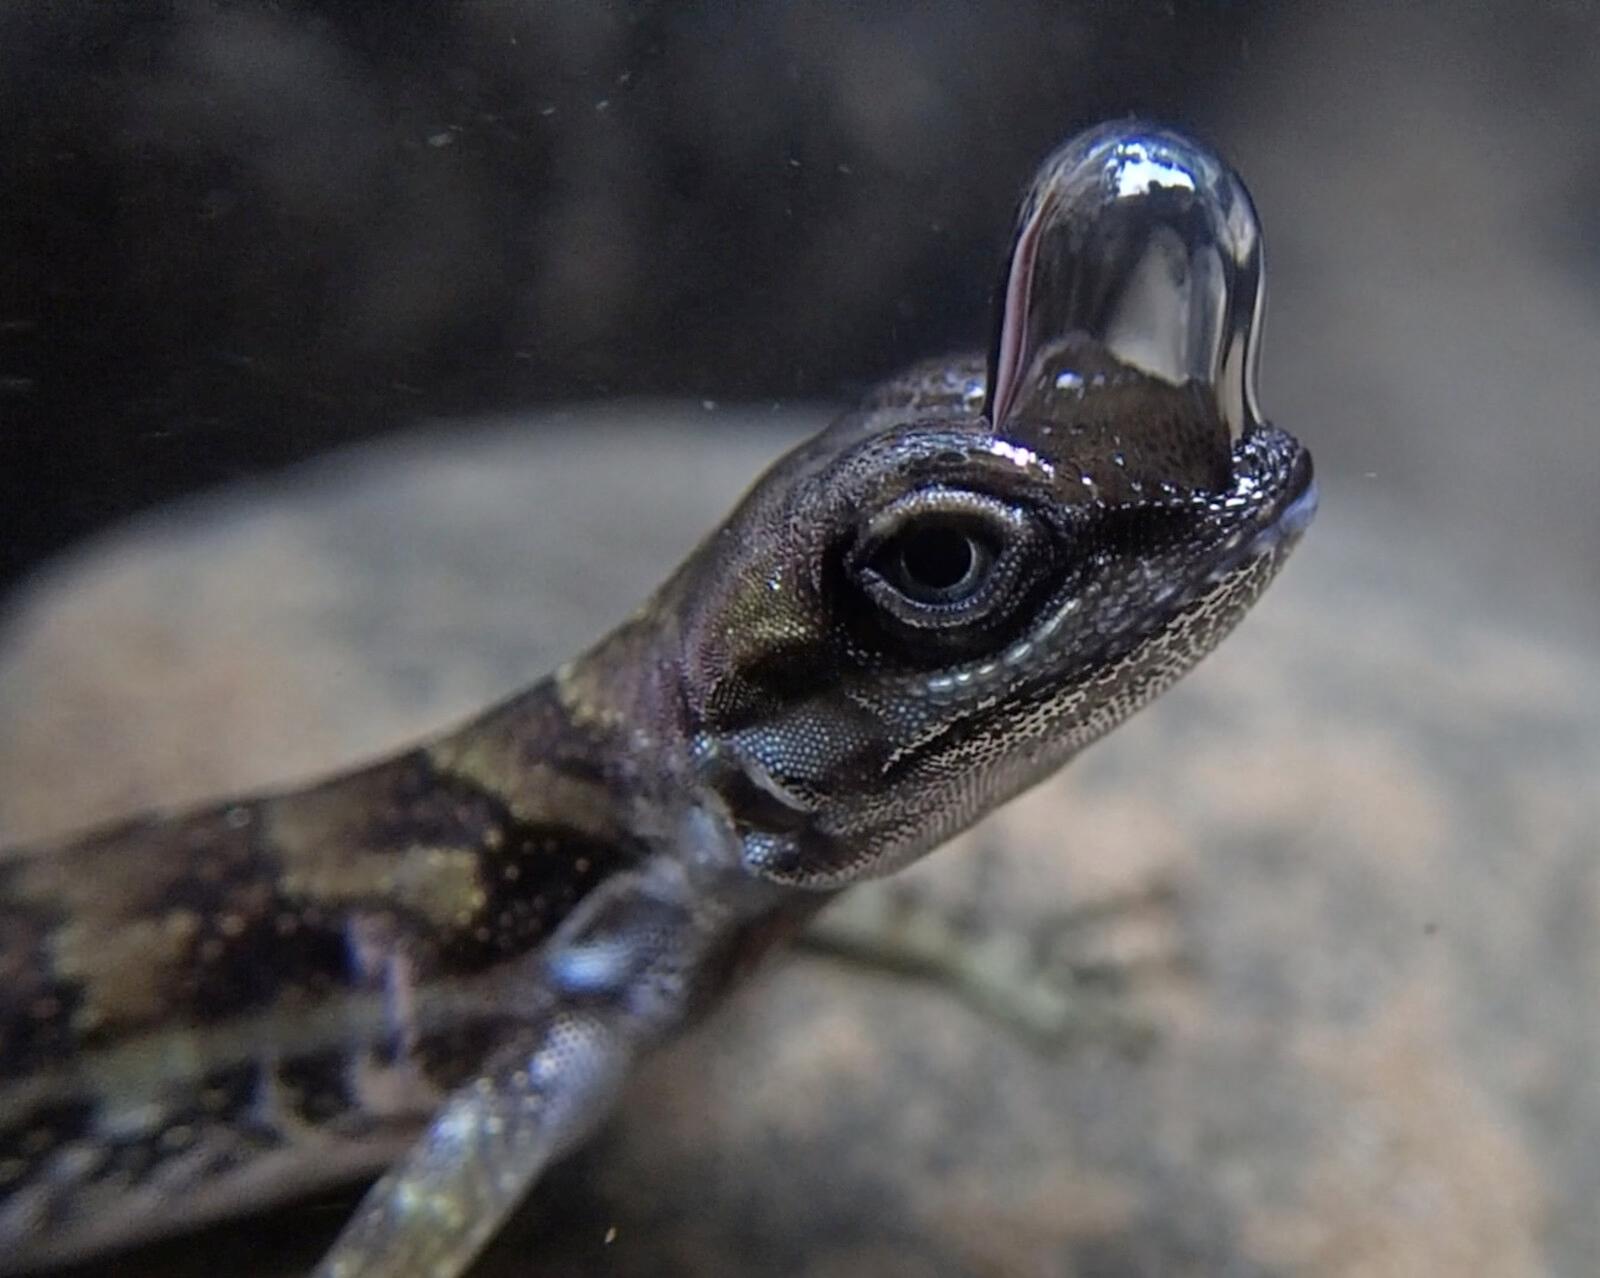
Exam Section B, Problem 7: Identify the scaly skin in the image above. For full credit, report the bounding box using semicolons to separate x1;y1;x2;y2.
0;123;1314;1276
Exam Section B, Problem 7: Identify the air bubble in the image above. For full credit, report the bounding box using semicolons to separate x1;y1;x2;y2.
987;123;1265;444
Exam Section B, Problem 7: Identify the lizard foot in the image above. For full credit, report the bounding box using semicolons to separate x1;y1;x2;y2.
797;871;1188;1056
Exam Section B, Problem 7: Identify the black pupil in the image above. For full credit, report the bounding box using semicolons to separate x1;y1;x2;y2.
899;525;976;593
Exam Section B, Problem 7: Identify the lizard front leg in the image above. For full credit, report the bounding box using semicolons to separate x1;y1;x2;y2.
314;860;731;1278
314;1009;629;1278
800;873;1186;1054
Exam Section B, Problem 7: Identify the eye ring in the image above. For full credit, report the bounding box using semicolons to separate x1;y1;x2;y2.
850;488;1049;642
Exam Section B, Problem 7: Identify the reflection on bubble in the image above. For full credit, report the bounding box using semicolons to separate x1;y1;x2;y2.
988;123;1266;444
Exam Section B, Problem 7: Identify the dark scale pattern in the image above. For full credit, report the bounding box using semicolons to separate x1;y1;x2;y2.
266;745;645;975
412;1014;535;1096
278;1049;363;1128
0;735;645;1082
171;824;351;1029
0;808;318;1053
0;1098;96;1196
0;879;82;1077
444;822;618;965
99;1058;283;1179
0;1059;273;1240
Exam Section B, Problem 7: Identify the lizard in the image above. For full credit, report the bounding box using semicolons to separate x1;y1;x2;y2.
0;122;1315;1277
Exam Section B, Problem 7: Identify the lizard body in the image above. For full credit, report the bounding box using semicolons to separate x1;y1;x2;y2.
0;123;1314;1276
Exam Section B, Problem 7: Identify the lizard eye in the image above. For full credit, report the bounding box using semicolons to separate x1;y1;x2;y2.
877;520;995;604
852;488;1049;644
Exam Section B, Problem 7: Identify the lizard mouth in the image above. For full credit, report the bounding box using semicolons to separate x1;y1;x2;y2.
1242;460;1317;560
1214;422;1317;570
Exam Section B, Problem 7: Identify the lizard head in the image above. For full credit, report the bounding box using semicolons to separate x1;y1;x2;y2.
673;124;1316;889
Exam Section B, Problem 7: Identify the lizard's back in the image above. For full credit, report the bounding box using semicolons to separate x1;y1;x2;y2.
0;681;647;1263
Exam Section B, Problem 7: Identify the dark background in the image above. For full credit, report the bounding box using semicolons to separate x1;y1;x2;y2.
3;0;1266;591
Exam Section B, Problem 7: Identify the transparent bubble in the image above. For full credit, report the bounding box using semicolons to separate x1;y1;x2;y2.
987;123;1265;443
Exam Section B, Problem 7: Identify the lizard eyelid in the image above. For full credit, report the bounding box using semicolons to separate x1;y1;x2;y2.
849;488;1050;645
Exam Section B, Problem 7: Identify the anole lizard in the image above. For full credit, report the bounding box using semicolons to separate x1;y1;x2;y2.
0;123;1315;1276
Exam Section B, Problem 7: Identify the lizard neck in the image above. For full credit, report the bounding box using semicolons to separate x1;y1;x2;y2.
430;606;802;966
431;612;697;855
